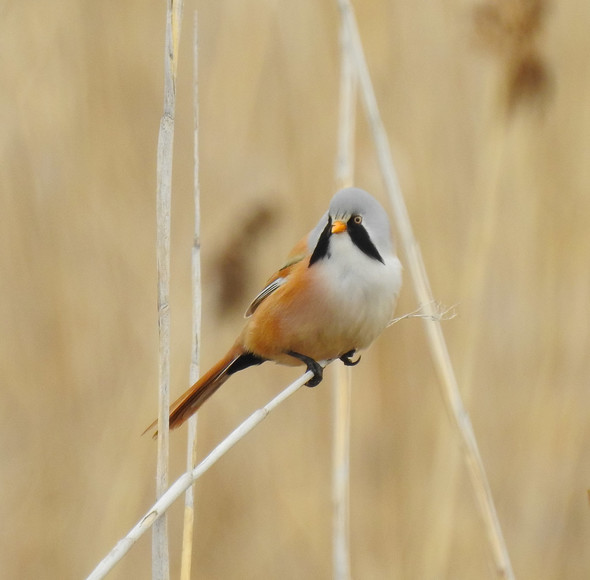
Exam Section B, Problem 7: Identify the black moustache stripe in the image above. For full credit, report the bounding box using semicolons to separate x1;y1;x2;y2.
347;217;384;264
308;215;385;267
309;216;332;267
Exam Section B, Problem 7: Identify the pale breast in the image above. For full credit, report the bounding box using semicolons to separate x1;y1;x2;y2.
242;235;401;365
314;244;402;350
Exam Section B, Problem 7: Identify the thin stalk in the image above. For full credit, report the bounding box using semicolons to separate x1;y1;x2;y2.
332;13;357;580
332;364;352;580
180;12;201;580
338;1;515;578
154;1;184;578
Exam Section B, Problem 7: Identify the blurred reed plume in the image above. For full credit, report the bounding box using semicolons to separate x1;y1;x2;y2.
473;0;552;114
214;202;278;316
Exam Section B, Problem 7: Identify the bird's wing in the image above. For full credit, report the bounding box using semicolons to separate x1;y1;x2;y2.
244;236;308;317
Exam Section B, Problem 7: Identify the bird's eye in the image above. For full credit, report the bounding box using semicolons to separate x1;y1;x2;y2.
353;215;363;225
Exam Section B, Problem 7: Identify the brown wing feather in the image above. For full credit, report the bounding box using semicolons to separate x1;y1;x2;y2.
244;235;309;317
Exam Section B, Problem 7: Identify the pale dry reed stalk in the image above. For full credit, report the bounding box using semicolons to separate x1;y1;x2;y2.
435;5;550;574
332;11;357;580
154;1;184;579
338;0;515;578
85;365;324;580
180;12;201;580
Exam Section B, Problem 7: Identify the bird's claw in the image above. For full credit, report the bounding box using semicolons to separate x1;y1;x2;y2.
339;350;361;367
286;350;324;387
304;362;323;387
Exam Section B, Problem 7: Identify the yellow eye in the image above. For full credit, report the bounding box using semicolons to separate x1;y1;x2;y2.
353;215;362;225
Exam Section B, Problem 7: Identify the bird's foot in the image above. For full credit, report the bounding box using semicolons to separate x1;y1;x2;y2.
286;351;324;387
339;350;361;367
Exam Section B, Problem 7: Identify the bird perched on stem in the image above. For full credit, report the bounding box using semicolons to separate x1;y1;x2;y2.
146;187;402;435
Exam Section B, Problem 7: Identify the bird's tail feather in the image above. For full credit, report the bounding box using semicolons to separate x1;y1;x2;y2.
144;344;266;437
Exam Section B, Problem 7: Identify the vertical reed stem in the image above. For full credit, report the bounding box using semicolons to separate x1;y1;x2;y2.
180;11;201;580
332;10;357;580
154;1;184;579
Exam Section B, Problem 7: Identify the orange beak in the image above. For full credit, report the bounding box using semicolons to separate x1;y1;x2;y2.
331;220;347;234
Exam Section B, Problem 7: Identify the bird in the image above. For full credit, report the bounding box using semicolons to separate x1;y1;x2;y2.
147;187;402;434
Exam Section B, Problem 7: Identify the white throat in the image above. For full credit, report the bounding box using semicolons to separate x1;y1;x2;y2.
313;232;402;350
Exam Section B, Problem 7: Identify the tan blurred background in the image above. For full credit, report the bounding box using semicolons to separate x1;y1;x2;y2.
2;1;589;578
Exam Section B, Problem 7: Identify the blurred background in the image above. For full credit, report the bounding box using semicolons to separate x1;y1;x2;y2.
2;0;589;578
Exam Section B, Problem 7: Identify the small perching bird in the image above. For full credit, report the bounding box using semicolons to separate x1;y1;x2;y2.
147;187;402;434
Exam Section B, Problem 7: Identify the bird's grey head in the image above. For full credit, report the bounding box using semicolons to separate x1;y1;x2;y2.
308;188;394;262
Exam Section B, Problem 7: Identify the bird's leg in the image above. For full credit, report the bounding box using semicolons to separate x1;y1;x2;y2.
286;351;324;387
339;349;361;367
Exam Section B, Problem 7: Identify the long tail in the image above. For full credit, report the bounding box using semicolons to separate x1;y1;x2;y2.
144;344;266;437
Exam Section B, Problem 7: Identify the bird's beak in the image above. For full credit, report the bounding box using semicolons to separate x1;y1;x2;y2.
331;220;347;234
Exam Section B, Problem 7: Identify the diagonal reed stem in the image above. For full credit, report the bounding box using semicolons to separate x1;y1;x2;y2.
338;1;515;578
85;366;322;580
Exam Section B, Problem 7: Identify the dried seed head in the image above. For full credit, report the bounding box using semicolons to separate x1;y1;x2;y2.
214;201;278;316
473;0;551;115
